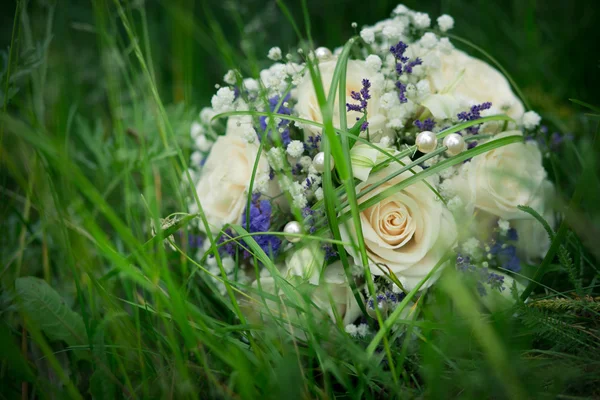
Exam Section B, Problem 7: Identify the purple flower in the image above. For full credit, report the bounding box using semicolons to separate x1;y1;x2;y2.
390;41;421;103
346;79;371;132
218;197;281;260
414;118;436;131
457;102;493;134
259;94;292;146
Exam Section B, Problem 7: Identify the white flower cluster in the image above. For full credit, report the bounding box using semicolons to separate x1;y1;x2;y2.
184;3;556;333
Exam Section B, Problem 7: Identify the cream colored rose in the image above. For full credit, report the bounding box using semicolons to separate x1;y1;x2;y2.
295;59;390;141
193;134;269;232
251;260;362;330
462;131;549;221
340;157;458;290
428;49;524;119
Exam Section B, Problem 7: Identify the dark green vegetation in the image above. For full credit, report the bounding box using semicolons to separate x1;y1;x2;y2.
1;1;599;399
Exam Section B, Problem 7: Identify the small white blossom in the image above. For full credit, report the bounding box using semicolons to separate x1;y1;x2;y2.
241;126;257;143
223;70;236;85
211;87;236;114
195;135;212;152
200;107;217;125
314;187;324;201
243;78;259;92
393;4;410;15
416;79;431;98
286;140;305;158
357;323;370;337
380;91;400;110
254;173;270;194
382;24;402;39
190;151;203;166
267;46;282;61
379;136;391;148
412;12;431;29
447;196;464;213
267;147;286;170
299;155;313;170
437;14;454;32
498;219;510;235
345;324;358;336
405;83;418;100
522;111;542;130
387;118;404;130
462;238;481;258
222;256;236;274
360;27;376;44
365;54;382;71
190;122;203;139
438;37;454;54
420;32;438;49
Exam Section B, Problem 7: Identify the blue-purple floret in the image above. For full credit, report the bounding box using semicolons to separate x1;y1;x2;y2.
390;41;422;104
322;243;338;260
414;118;436;131
219;195;281;260
346;79;371;132
306;135;322;152
259;94;292;145
457;102;493;134
455;253;507;296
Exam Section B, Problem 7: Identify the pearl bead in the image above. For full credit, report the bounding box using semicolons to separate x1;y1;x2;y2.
312;152;334;173
443;133;466;156
415;131;437;153
283;221;302;243
315;47;332;59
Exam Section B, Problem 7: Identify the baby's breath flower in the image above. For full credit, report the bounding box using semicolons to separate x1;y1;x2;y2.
356;323;370;337
200;107;217;125
194;135;212;152
412;12;431;29
365;54;382;71
286;140;305;158
267;46;282;61
420;32;438;49
299;155;313;170
393;4;410;15
462;238;481;258
223;70;236;85
190;122;203;139
190;151;203;166
241;126;257;143
314;187;324;201
267;147;286;170
360;27;376;44
345;324;358;336
243;78;259;92
498;219;510;236
438;37;454;54
211;87;236;113
522;111;542;130
437;14;455;32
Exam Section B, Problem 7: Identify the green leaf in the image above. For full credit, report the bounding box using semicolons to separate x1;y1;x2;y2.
16;277;87;347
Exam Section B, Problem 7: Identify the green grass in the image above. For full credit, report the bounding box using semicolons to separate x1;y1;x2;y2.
1;1;600;399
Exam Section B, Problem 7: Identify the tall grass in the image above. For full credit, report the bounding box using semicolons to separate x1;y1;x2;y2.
1;1;599;399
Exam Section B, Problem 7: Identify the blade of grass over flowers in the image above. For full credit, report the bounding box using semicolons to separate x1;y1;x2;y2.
439;269;527;400
305;37;398;380
304;40;367;318
112;1;248;330
366;254;452;355
569;98;600;113
349;134;524;215
335;44;399;383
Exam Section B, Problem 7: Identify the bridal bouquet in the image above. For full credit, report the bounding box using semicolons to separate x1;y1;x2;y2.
183;4;555;334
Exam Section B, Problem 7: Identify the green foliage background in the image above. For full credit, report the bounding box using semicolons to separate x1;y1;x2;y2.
1;0;599;399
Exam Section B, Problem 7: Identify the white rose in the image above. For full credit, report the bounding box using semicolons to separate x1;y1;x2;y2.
340;157;458;290
428;49;525;120
462;131;549;221
193;133;269;232
512;180;556;262
251;261;362;332
296;59;391;141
